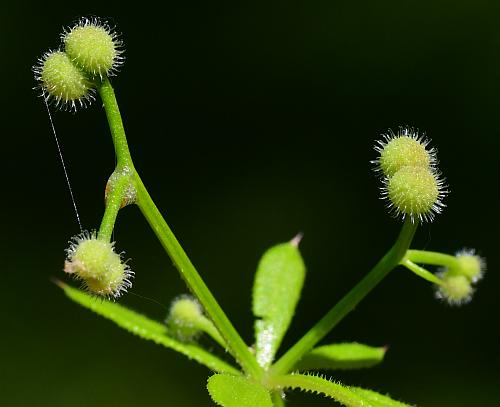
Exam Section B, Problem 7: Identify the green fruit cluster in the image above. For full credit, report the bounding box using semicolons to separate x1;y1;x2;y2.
34;17;123;110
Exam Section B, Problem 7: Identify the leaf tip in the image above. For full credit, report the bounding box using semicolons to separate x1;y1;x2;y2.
290;232;304;248
51;277;66;289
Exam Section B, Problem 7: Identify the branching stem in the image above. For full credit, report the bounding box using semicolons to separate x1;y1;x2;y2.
98;169;132;241
97;75;422;381
97;77;262;379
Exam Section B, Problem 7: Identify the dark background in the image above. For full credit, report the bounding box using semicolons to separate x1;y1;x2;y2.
2;1;499;405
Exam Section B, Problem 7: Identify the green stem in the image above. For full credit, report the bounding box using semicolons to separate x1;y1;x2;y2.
98;169;132;241
97;77;262;378
400;259;443;285
133;175;262;378
197;316;227;349
97;77;134;167
270;219;417;376
406;249;460;268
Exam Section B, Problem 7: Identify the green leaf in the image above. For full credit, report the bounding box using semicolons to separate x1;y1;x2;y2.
271;374;413;407
252;238;306;368
294;342;386;371
349;387;413;407
270;373;369;407
57;281;239;375
207;374;273;407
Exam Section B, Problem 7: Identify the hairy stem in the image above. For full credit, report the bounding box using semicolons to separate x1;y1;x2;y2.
270;219;417;375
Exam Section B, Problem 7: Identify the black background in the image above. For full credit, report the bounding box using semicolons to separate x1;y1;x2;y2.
2;1;499;406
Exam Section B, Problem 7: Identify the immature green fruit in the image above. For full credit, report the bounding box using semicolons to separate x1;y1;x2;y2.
34;51;95;110
63;17;123;78
166;296;205;341
436;273;473;305
374;127;436;177
385;166;446;222
64;232;133;298
454;249;485;283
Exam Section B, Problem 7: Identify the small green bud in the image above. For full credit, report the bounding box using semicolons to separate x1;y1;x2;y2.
435;273;473;305
63;17;123;78
453;249;485;283
64;232;133;298
374;127;436;177
166;296;205;341
33;51;95;110
383;166;447;222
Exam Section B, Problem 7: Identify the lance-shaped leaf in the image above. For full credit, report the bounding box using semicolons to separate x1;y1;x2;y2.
270;373;413;407
207;374;273;407
252;238;306;368
349;387;413;407
294;342;386;371
270;373;369;407
57;281;239;375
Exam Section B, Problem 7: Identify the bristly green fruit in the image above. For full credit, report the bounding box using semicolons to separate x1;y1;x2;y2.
166;296;205;341
383;166;446;222
374;127;447;222
435;273;473;305
433;248;485;305
64;231;133;298
454;249;485;283
374;127;436;178
33;51;95;110
63;17;123;78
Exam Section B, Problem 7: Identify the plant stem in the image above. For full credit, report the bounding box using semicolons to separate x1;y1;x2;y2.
405;250;460;268
197;316;227;349
270;219;417;376
400;259;443;285
98;169;132;241
133;175;262;378
98;77;134;167
97;77;262;378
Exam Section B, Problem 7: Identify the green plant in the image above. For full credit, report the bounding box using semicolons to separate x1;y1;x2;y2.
34;17;486;406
